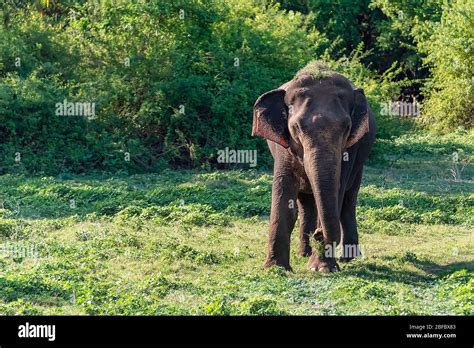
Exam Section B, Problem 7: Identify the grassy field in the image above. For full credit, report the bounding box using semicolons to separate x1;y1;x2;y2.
0;130;472;315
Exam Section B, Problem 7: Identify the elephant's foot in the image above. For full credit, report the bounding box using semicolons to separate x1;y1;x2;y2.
308;254;339;273
297;244;312;257
264;258;293;272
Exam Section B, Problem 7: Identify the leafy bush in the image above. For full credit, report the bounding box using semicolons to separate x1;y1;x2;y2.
419;0;474;131
0;0;327;174
0;0;472;173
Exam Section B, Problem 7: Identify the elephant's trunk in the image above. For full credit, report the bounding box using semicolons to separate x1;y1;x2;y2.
304;148;341;255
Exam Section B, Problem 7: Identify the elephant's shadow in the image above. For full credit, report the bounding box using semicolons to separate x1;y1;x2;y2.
340;257;473;285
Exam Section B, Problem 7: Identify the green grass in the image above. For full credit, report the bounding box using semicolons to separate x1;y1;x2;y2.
0;130;472;315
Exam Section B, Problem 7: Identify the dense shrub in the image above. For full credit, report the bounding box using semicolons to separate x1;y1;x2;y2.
419;0;474;131
0;0;327;174
0;0;472;174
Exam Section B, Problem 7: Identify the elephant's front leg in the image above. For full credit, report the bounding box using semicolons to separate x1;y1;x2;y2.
264;170;299;271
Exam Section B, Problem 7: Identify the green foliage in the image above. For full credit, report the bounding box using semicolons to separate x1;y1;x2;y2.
438;270;474;315
0;0;327;174
195;295;285;315
369;0;442;79
0;0;471;173
277;0;376;57
114;204;231;227
419;0;474;131
295;60;332;79
370;0;472;131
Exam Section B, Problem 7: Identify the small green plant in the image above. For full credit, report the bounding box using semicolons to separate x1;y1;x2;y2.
295;60;333;79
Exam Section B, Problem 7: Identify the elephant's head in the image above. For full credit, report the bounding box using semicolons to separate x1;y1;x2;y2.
252;64;370;250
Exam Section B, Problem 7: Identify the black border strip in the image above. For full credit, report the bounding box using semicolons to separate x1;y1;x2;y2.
0;315;472;346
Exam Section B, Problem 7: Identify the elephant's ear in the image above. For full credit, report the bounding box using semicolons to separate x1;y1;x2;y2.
347;88;370;148
252;89;290;148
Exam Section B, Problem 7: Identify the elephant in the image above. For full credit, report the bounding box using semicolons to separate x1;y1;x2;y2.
252;61;376;272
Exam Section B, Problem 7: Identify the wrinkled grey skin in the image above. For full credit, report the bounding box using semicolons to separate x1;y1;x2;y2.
252;71;376;272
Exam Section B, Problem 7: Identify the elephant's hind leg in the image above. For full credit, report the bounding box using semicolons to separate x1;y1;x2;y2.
340;169;363;262
297;192;317;257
